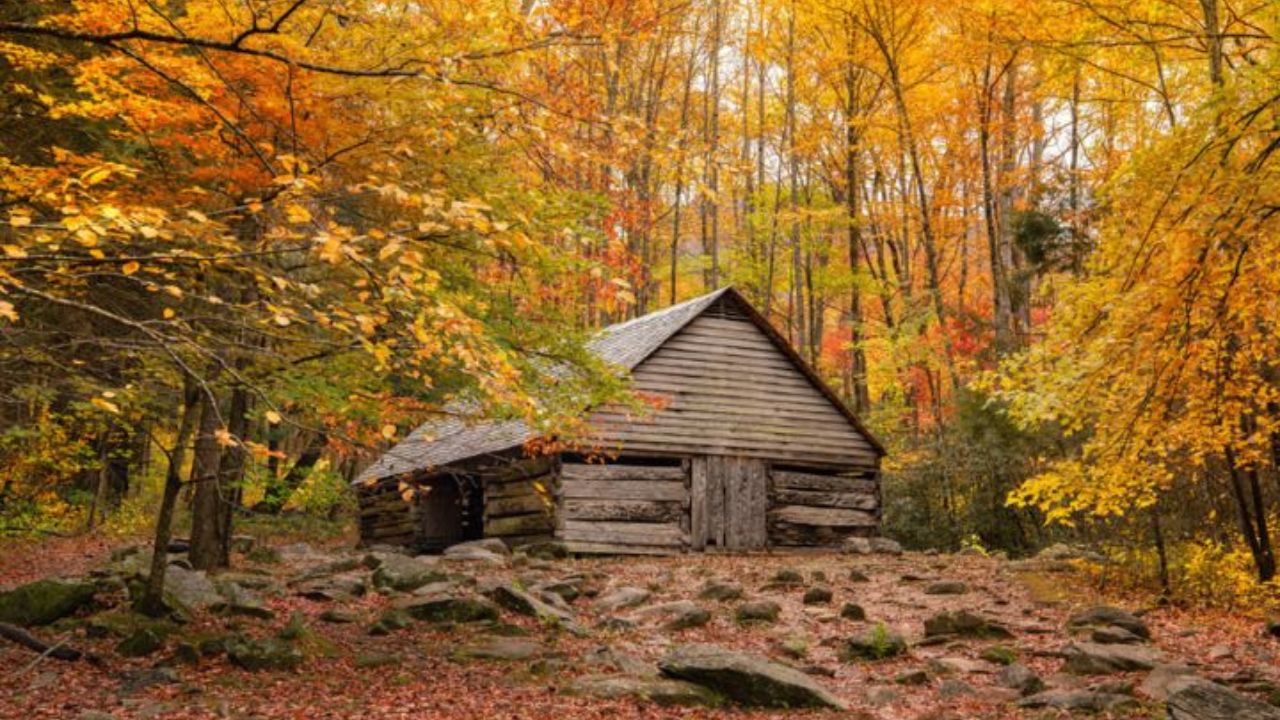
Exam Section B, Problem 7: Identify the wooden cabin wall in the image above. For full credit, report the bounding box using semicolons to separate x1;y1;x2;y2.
557;461;689;555
587;307;880;471
356;479;419;547
481;456;556;546
766;468;880;546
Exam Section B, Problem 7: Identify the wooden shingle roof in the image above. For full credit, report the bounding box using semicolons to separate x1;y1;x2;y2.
355;287;883;485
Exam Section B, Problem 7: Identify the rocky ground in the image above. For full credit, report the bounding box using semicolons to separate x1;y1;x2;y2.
2;536;1279;720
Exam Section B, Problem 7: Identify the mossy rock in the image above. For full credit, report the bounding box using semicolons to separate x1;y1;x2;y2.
735;600;781;624
924;610;1013;640
226;636;304;671
397;596;499;624
0;578;97;626
116;628;165;657
841;624;908;661
840;603;867;621
368;609;413;636
980;645;1018;666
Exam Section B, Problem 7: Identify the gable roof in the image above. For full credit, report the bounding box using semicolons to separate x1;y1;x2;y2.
355;287;883;485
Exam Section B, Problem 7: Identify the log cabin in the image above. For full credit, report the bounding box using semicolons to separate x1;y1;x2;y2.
353;287;886;555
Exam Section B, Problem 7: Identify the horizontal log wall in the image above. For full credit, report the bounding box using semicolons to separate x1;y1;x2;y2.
557;461;688;555
587;312;880;470
482;457;556;544
356;479;419;547
766;469;881;546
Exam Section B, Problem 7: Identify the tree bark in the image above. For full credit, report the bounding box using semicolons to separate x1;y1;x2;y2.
188;370;227;571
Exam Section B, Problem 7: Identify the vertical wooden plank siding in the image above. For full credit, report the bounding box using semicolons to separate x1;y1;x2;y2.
689;457;708;550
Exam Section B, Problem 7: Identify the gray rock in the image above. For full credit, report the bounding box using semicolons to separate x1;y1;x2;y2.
395;595;500;624
566;674;724;708
632;600;711;630
938;679;975;698
441;546;507;566
115;667;179;694
698;580;743;602
536;579;581;603
869;537;904;555
597;586;650;611
659;643;847;709
1139;664;1197;702
802;586;833;605
1018;689;1137;712
485;583;575;626
294;573;367;602
928;656;989;675
1036;543;1108;563
1067;605;1150;640
1167;676;1280;720
371;555;446;592
735;600;781;623
848;568;871;583
520;541;568;560
1062;641;1161;674
161;566;223;615
444;538;510;556
895;669;930;685
318;609;360;624
923;610;1013;639
996;663;1045;696
923;581;968;595
0;578;97;626
840;625;908;661
579;645;651;676
1092;624;1145;644
454;636;541;661
225;636;303;671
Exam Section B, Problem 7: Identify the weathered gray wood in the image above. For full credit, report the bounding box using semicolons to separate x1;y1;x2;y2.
486;512;554;537
772;489;877;510
561;520;684;547
561;479;686;501
563;499;683;523
563;541;681;556
559;463;686;482
689;456;708;550
768;505;878;528
582;312;879;468
771;470;877;493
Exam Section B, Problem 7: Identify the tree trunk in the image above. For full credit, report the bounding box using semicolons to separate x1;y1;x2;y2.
188;373;228;571
254;432;328;515
136;376;200;617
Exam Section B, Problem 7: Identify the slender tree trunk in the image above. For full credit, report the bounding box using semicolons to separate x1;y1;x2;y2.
188;369;227;571
844;30;870;414
137;376;200;617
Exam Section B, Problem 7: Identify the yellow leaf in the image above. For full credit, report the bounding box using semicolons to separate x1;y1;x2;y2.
9;214;31;228
186;209;209;223
3;245;26;258
214;429;236;447
163;308;175;319
285;204;312;224
122;261;140;275
381;424;397;440
90;397;120;414
0;300;17;322
82;166;113;186
273;314;291;327
265;410;282;424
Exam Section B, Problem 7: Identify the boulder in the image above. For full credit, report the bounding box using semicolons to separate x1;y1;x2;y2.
1139;664;1197;702
162;566;223;614
848;568;871;583
895;669;930;685
1018;689;1137;712
1062;641;1161;675
698;580;743;602
116;628;165;657
923;610;1013;639
869;538;904;555
395;595;499;624
566;674;724;708
1036;543;1108;564
659;643;847;709
938;679;976;698
979;645;1018;665
802;586;833;605
1092;624;1145;644
632;601;711;631
371;555;446;592
536;579;582;603
454;636;541;661
596;587;650;612
485;584;575;626
1167;676;1280;720
735;600;780;623
318;609;359;624
767;569;804;586
226;636;303;671
520;541;569;560
839;602;867;621
996;663;1045;696
441;546;507;567
840;625;908;661
293;573;367;602
444;538;510;556
923;581;968;595
1067;605;1150;640
0;578;97;626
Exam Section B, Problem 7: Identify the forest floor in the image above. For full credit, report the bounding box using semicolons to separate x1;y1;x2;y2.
1;535;1277;720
